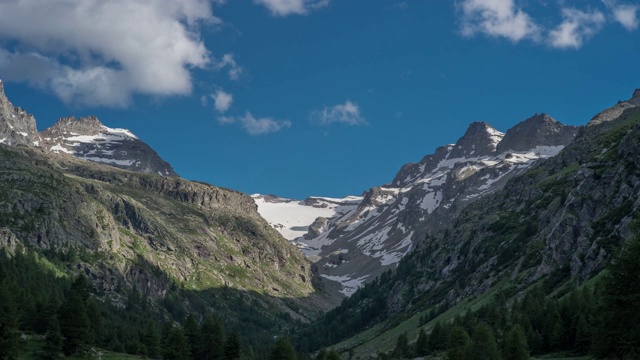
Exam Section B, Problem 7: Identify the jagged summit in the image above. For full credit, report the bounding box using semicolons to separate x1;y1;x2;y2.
45;116;111;137
0;79;40;147
497;113;579;153
449;121;504;158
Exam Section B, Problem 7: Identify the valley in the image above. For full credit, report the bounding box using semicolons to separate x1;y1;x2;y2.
1;78;640;359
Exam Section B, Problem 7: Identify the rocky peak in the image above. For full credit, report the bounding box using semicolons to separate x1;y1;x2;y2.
448;121;504;159
496;113;579;153
628;89;640;106
589;88;640;126
0;79;40;147
43;116;107;138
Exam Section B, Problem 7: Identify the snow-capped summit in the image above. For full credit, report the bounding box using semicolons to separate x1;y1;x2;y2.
40;116;177;176
253;114;580;298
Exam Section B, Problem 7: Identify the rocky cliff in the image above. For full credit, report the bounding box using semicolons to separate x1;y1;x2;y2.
290;114;578;298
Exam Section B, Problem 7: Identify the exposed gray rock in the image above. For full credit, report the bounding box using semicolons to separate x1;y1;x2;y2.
40;116;178;176
496;113;579;152
0;79;40;146
588;89;640;126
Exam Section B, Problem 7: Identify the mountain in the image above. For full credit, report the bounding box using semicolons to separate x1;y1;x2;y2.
0;79;176;176
588;88;640;125
257;114;578;298
40;116;178;176
297;90;640;356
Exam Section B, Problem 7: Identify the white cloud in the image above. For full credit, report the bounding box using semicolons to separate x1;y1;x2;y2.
310;101;367;126
214;54;243;81
212;90;233;113
0;0;216;107
219;111;291;135
458;0;540;42
254;0;329;16
548;8;606;49
604;0;639;30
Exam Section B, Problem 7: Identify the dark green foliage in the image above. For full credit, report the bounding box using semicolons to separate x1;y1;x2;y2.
41;315;63;360
503;325;529;360
325;350;341;360
428;321;448;353
184;315;201;359
58;276;91;355
415;328;428;357
592;236;640;358
224;329;242;360
162;326;191;360
465;323;500;360
392;331;410;359
0;276;21;360
143;322;162;359
268;337;297;360
446;326;470;360
198;315;226;360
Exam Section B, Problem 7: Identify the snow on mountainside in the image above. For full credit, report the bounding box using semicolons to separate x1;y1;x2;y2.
251;194;361;245
253;115;580;298
0;82;177;177
39;116;178;176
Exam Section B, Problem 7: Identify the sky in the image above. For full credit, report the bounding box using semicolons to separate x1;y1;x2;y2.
0;0;639;200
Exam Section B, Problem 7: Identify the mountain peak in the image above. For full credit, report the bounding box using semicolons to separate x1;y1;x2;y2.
448;121;504;158
629;89;640;106
46;116;106;137
0;80;40;146
496;113;579;153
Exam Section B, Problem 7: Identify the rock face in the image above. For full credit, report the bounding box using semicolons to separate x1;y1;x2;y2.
588;89;640;126
0;144;330;318
0;81;177;176
0;79;41;146
279;114;579;299
40;116;178;176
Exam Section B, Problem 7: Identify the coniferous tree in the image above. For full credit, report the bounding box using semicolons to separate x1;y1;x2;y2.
325;350;341;360
163;326;191;360
184;315;200;359
446;326;470;360
465;323;500;360
415;328;428;357
592;236;640;359
41;314;63;360
0;282;21;360
428;321;448;353
58;277;91;355
143;322;162;359
314;348;328;360
268;337;297;360
393;331;410;359
503;325;530;360
224;329;242;360
199;316;225;360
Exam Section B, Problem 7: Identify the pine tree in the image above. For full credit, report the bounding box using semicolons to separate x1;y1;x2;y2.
446;326;470;360
415;328;428;357
592;236;640;358
268;337;297;360
0;282;21;360
314;348;327;360
325;350;341;360
184;315;201;359
574;315;590;355
392;331;410;359
224;329;242;360
428;321;448;353
41;314;63;360
162;326;191;360
503;325;530;360
58;280;90;355
143;322;161;359
465;323;500;360
199;316;225;360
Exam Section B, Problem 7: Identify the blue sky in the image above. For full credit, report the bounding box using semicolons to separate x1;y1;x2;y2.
0;0;639;199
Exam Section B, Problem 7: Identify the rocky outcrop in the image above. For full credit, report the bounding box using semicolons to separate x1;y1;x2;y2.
0;79;40;146
588;89;640;126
